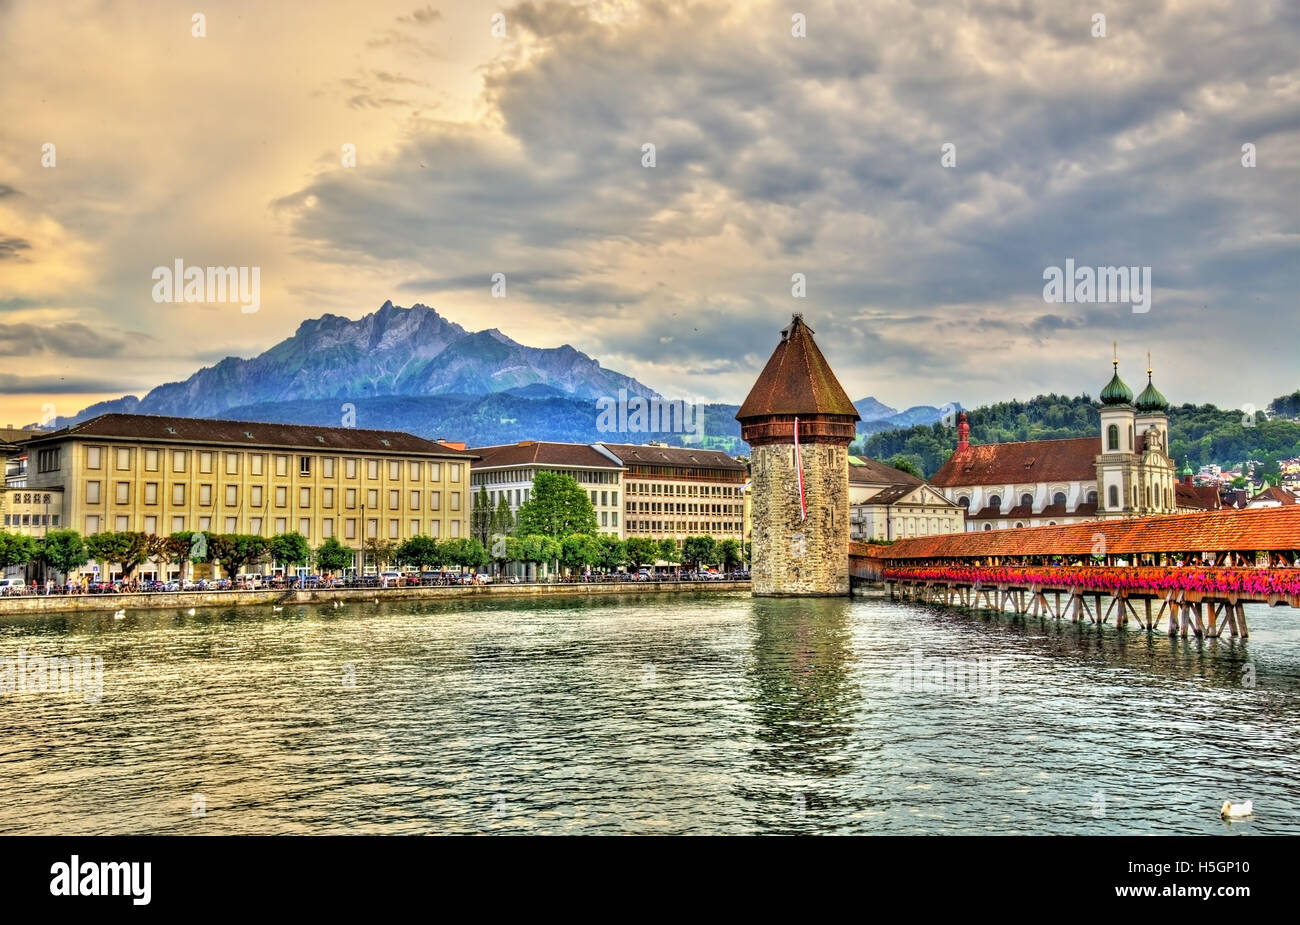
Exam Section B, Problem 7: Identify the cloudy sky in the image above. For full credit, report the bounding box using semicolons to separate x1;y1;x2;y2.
1;0;1296;427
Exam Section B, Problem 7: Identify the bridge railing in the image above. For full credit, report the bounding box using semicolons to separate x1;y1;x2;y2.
880;565;1300;598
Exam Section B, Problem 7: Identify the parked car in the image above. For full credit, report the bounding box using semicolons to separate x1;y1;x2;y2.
0;578;26;596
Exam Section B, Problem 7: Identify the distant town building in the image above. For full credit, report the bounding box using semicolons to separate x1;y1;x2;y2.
848;456;963;541
469;441;625;536
10;413;475;578
930;355;1179;530
603;442;746;544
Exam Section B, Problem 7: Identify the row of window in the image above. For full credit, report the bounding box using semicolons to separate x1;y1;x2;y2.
1103;484;1172;510
626;482;742;496
2;514;60;527
82;514;463;540
82;481;461;512
956;491;1095;511
628;501;741;515
625;521;742;534
473;468;618;485
9;492;56;505
82;445;461;482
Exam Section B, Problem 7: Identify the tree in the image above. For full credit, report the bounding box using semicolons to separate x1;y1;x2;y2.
560;533;601;574
887;455;924;478
595;534;626;574
0;532;39;571
38;530;88;578
316;537;355;574
657;538;679;569
625;537;658;570
682;535;717;571
471;485;493;547
85;531;150;578
489;494;515;539
517;533;561;577
441;537;487;570
269;532;312;570
362;537;398;570
515;471;598;538
209;534;268;578
718;538;743;570
394;535;440;570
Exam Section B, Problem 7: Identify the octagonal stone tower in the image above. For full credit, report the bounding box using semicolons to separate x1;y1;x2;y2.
736;315;860;596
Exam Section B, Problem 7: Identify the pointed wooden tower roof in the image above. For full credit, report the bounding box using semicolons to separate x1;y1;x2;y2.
736;314;860;445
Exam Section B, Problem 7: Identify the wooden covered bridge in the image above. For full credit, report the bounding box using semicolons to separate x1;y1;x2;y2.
849;506;1300;638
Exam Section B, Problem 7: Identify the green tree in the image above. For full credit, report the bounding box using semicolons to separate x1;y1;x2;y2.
517;533;561;577
560;533;601;574
595;534;626;574
0;531;39;571
625;537;658;569
515;471;598;538
489;494;515;538
85;531;151;578
394;535;441;570
887;455;924;478
657;538;679;569
316;536;355;574
718;538;742;570
38;529;88;578
209;534;269;578
471;485;493;547
441;537;487;570
682;535;716;571
269;532;312;570
362;537;398;570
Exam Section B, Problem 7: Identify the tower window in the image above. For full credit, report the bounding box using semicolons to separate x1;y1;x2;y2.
1053;492;1067;506
1020;493;1033;508
1107;424;1119;451
1108;485;1119;508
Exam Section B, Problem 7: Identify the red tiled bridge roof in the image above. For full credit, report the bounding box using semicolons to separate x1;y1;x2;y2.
851;506;1300;561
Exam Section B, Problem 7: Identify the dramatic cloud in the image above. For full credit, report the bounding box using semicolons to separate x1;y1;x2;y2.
1;0;1296;426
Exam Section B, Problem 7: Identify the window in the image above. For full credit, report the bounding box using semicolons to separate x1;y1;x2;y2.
199;484;212;506
322;458;335;478
957;496;970;509
225;485;238;507
199;452;213;474
451;492;461;511
114;448;131;471
429;520;440;537
1053;491;1067;506
450;464;461;483
345;458;357;479
367;460;379;480
198;516;211;532
988;494;1001;510
250;454;264;476
250;517;263;535
366;518;377;539
86;481;101;504
225;453;240;476
299;487;311;508
171;516;185;532
1107;424;1119;451
367;489;378;508
323;488;334;508
275;486;287;507
409;461;421;480
345;488;356;509
409;491;420;509
275;455;288;477
115;482;130;504
145;449;159;471
144;483;158;505
389;461;400;480
274;517;286;534
115;515;129;531
1087;490;1097;503
86;446;102;470
388;489;399;510
1108;485;1119;508
430;463;441;481
251;486;263;507
430;491;441;511
1020;493;1033;507
345;519;356;540
225;517;237;532
86;515;100;534
299;518;311;538
388;519;399;539
172;450;187;473
982;523;991;531
144;516;157;534
299;456;311;476
450;520;460;537
322;519;334;539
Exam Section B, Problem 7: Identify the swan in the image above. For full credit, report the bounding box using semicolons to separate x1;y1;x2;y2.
1220;800;1253;819
112;609;126;619
186;608;196;616
272;605;284;612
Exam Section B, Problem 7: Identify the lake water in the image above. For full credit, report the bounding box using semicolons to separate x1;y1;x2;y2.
1;592;1297;834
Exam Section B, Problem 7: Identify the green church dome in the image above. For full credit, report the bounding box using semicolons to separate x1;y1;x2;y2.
1180;458;1194;476
1134;372;1169;413
1100;360;1133;406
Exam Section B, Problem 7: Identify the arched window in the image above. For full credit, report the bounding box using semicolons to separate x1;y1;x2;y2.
1048;521;1057;526
1087;490;1097;503
988;494;1002;510
982;524;992;531
1145;485;1151;507
1053;492;1067;506
957;495;970;509
1108;485;1119;508
1165;488;1170;509
1014;522;1024;529
1020;493;1033;507
1107;424;1119;451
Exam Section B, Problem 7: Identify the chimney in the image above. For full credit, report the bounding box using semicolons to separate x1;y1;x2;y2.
956;412;970;453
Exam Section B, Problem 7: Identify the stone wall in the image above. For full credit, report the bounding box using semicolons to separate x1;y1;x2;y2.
0;581;751;615
750;441;850;595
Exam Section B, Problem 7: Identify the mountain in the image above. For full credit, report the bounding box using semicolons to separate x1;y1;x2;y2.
53;302;660;428
851;396;943;435
853;396;897;421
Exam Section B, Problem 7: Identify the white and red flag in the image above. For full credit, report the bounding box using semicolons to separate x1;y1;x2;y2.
794;416;806;521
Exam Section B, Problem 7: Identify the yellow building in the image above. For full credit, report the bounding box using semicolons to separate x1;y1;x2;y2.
603;442;747;543
17;413;475;577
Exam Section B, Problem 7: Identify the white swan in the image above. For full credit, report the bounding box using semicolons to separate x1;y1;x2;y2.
186;608;196;616
1220;800;1253;819
272;605;284;612
112;608;126;619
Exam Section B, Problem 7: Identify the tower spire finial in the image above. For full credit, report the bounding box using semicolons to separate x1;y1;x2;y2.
1112;340;1118;369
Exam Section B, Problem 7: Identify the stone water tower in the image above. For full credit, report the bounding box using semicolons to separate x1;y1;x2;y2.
736;315;860;596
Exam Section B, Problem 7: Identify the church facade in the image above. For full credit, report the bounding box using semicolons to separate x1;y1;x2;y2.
930;357;1179;531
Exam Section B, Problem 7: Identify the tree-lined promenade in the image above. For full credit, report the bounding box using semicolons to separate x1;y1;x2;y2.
1;471;748;592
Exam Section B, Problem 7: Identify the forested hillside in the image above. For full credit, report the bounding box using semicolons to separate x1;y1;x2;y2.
859;392;1300;478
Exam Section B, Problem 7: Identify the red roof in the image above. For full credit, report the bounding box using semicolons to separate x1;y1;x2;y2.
472;441;623;470
849;457;922;487
930;436;1098;487
861;506;1300;559
1250;486;1297;505
1176;482;1222;510
736;315;860;421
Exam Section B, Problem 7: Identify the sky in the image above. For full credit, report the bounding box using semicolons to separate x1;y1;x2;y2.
1;0;1297;428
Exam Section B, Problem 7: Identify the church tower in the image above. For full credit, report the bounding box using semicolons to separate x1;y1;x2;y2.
1133;355;1176;514
736;315;860;596
1095;347;1137;518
